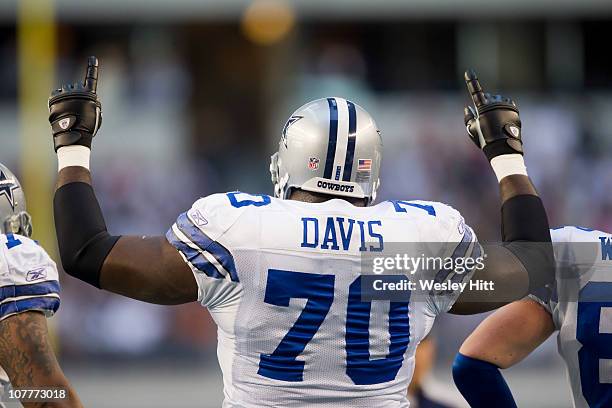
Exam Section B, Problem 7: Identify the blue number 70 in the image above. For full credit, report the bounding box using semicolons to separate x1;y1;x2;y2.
258;269;410;385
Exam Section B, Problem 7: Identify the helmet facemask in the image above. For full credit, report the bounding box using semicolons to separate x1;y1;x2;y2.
3;211;33;237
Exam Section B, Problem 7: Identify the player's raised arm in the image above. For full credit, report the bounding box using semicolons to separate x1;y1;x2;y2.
48;57;197;304
450;70;554;314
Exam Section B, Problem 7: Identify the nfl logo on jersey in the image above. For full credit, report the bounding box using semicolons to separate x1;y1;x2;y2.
308;157;320;170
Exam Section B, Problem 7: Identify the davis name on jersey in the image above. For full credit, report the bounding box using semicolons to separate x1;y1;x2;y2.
531;226;612;408
166;192;479;407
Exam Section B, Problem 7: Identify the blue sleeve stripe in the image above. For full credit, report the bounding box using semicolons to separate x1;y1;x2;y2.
175;213;238;282
449;240;482;285
165;229;226;280
451;227;473;260
434;228;474;284
0;280;60;301
0;296;60;320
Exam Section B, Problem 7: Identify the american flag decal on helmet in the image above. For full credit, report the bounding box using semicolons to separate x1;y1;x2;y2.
357;159;372;171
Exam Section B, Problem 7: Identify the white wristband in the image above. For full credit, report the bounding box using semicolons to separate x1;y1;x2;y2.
490;154;527;182
57;145;91;171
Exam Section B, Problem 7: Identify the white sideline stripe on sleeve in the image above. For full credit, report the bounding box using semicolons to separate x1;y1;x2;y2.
172;224;214;274
0;293;60;306
0;306;58;322
171;224;232;280
490;154;528;182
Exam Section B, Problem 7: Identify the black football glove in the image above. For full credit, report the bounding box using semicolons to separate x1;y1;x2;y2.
48;56;101;151
463;69;523;161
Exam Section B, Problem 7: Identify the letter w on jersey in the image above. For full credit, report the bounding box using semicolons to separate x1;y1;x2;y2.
166;212;239;282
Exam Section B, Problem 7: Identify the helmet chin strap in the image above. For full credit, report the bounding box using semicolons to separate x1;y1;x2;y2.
270;153;293;200
367;178;380;205
278;174;290;199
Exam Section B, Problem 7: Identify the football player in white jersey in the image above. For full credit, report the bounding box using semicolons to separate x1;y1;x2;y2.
0;163;82;407
454;225;612;408
47;58;554;407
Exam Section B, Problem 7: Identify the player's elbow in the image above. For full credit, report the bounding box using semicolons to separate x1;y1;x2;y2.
57;231;119;289
505;240;555;297
56;232;91;277
54;182;120;288
57;240;79;278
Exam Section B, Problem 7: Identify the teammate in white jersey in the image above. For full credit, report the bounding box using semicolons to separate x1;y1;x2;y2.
454;226;612;408
0;163;81;408
48;59;554;406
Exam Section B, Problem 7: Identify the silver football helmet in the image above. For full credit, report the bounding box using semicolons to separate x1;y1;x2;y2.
0;163;32;237
270;97;382;205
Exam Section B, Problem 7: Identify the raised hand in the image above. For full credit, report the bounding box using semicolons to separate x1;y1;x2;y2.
48;56;102;151
463;69;523;161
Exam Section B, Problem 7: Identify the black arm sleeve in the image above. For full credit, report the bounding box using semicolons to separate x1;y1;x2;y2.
54;182;120;288
500;194;554;296
501;194;551;242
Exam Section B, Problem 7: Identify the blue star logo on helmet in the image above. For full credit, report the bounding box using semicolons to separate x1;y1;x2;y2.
0;170;18;210
281;115;303;148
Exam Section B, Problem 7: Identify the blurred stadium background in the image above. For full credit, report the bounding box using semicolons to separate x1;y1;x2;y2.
2;0;612;406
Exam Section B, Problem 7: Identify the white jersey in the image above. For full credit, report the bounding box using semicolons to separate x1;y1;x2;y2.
166;192;479;407
0;233;60;399
531;226;612;408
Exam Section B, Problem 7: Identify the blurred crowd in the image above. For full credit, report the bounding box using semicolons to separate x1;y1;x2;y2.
1;19;611;371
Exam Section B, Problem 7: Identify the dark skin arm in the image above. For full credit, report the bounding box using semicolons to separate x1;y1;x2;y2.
58;168;535;311
449;71;549;314
56;168;197;305
449;175;536;314
52;62;547;313
0;311;82;408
